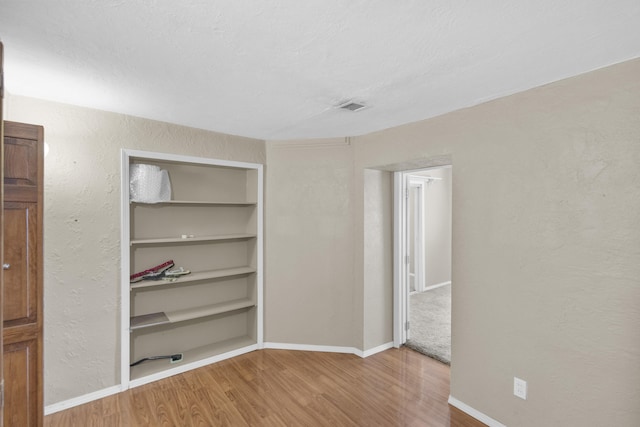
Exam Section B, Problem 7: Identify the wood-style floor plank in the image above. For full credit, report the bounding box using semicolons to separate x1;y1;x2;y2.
44;348;486;427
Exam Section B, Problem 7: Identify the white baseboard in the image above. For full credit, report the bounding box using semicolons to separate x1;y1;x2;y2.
263;342;360;355
423;281;451;292
45;385;123;415
448;396;507;427
263;341;394;358
360;342;394;358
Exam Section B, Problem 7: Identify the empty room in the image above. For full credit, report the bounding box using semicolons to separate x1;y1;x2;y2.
0;1;639;426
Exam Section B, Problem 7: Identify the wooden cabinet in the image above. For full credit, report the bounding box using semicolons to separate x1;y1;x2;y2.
121;150;263;387
2;121;44;426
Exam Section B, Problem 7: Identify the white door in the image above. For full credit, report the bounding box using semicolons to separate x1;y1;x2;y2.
393;172;426;345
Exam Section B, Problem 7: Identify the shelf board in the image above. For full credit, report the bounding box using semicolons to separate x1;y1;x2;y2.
130;266;256;290
130;233;256;246
129;335;257;382
131;200;256;206
129;312;169;329
130;298;255;330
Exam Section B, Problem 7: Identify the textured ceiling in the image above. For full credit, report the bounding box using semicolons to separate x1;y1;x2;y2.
1;1;639;140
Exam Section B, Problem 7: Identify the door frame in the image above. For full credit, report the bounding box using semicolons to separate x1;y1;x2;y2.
393;166;449;348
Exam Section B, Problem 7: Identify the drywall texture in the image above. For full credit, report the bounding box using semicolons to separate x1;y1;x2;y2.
4;94;265;405
420;167;452;287
264;140;355;347
353;59;640;426
363;169;393;349
264;146;393;352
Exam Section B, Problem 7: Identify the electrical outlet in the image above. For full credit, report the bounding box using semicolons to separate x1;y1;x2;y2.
514;377;527;400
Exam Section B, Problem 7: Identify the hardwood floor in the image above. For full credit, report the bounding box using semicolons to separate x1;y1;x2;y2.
45;347;485;426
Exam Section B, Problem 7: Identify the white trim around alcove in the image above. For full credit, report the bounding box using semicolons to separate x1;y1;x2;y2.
120;148;265;389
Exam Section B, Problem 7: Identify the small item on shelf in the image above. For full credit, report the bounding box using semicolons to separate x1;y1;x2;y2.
130;353;183;367
130;260;174;283
165;267;191;277
129;163;172;203
157;267;191;283
180;234;195;239
130;261;191;283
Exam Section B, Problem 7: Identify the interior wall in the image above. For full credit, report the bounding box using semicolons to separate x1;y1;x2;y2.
264;139;356;347
362;169;393;349
353;58;640;426
4;94;265;405
420;167;452;288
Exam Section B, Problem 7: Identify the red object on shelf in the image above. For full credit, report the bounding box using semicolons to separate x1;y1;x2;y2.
130;260;175;283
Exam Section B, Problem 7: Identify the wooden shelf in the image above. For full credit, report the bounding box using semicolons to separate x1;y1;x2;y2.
130;266;256;290
129;336;256;382
130;298;255;330
130;233;256;246
132;200;256;206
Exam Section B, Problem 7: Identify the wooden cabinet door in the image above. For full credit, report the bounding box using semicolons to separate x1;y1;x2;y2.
2;121;43;427
3;203;38;328
3;339;38;427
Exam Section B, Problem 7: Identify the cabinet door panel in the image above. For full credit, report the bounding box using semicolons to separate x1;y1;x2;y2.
3;202;37;327
3;136;38;187
3;338;38;427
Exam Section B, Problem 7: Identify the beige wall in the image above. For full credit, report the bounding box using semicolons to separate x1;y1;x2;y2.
353;59;640;426
4;94;265;405
264;144;395;352
363;169;393;349
422;167;452;287
264;140;356;347
5;56;640;427
408;167;452;289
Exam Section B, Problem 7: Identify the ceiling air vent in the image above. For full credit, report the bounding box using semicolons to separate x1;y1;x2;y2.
337;101;367;112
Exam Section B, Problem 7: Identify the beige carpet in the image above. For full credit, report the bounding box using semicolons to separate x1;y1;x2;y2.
405;284;451;365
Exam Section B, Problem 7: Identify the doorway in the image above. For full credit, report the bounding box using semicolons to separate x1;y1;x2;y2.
394;166;452;364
